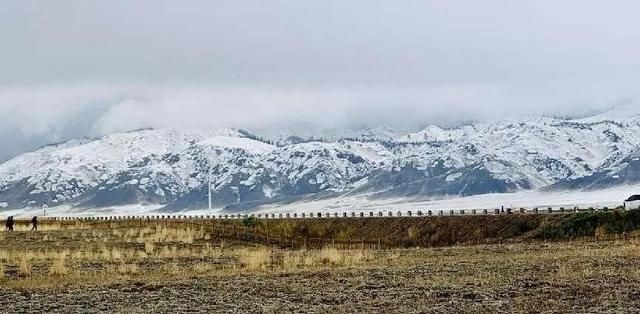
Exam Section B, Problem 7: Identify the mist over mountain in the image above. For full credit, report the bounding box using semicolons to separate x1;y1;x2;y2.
1;85;629;164
4;1;640;164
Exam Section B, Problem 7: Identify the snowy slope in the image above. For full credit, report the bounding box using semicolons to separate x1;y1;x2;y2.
1;107;640;214
0;128;276;209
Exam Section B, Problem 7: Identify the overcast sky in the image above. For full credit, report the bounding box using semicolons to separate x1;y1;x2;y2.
1;0;640;161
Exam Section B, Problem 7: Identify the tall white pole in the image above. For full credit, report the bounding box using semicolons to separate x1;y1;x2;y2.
208;169;212;211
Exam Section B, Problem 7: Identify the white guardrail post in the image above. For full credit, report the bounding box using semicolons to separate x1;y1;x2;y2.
35;204;626;222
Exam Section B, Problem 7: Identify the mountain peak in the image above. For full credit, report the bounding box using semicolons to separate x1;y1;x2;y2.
572;102;640;123
3;116;640;214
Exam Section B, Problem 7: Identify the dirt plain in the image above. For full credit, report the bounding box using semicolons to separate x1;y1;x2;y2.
1;219;640;313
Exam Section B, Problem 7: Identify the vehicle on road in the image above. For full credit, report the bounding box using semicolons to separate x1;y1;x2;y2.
624;195;640;210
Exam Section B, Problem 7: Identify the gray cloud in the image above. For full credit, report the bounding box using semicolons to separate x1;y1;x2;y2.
0;85;623;162
1;1;639;160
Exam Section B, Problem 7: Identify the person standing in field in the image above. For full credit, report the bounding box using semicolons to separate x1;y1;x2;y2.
5;216;14;231
31;216;38;231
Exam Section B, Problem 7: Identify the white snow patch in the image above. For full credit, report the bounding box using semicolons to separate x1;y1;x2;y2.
198;136;274;154
445;173;463;182
262;185;274;198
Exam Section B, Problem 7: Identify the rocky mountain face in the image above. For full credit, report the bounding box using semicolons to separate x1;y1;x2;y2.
1;108;640;213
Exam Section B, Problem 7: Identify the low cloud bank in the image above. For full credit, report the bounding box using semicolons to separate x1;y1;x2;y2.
0;84;630;161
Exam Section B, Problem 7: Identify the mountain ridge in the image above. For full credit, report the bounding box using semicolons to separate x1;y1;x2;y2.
2;107;640;213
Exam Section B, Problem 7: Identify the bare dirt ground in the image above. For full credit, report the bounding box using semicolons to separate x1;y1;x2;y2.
1;220;640;313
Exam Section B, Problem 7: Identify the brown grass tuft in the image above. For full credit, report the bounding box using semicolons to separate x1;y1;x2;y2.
49;252;69;276
144;241;155;255
18;256;32;277
238;247;272;270
117;263;139;275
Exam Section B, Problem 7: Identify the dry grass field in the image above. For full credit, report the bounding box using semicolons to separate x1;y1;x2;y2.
1;218;640;313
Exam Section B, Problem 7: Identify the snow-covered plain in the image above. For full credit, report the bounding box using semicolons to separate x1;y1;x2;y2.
2;204;164;219
251;185;640;214
6;184;637;219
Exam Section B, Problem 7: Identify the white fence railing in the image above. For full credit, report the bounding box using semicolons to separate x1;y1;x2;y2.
45;205;621;221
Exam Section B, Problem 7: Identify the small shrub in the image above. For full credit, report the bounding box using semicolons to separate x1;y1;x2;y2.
242;217;260;228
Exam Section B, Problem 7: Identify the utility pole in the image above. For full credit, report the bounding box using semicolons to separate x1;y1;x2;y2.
208;168;213;211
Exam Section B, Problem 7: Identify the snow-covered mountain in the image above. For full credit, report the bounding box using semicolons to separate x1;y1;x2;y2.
1;107;640;213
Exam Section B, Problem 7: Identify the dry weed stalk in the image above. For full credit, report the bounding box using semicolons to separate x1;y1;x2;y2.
18;256;32;277
49;252;69;276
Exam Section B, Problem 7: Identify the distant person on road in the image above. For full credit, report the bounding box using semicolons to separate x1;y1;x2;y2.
31;216;38;231
5;216;14;231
